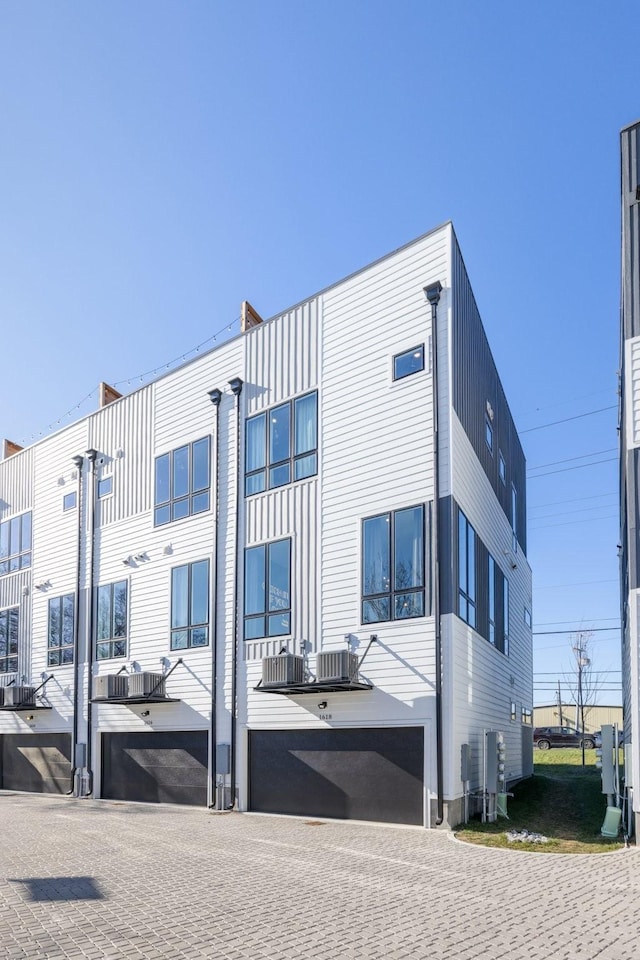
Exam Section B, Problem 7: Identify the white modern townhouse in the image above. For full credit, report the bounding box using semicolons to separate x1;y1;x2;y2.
0;222;533;827
620;119;640;837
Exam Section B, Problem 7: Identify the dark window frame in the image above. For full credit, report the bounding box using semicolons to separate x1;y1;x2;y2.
170;559;210;650
154;436;211;526
0;511;32;577
47;593;75;667
361;505;426;625
97;476;113;499
96;579;128;660
244;538;292;640
393;344;425;381
458;509;476;628
485;415;493;454
245;392;318;497
498;450;506;484
0;605;19;674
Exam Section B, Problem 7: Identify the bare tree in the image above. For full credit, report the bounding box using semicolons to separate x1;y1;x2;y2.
563;631;601;766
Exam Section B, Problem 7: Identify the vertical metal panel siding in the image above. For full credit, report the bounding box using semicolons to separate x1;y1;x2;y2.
244;479;318;660
451;233;527;553
244;298;319;414
622;124;640;339
622;124;640;591
0;447;34;519
88;386;154;525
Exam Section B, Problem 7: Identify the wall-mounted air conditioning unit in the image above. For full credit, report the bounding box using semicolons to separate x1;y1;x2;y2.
262;654;304;687
3;685;36;706
316;650;359;682
128;672;166;698
94;675;129;699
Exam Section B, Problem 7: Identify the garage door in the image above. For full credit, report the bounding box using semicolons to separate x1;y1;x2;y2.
101;731;208;806
1;733;72;794
249;727;424;825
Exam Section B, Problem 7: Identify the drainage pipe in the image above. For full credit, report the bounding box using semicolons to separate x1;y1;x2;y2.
70;454;84;794
425;280;444;826
84;447;98;795
207;388;223;807
228;377;243;808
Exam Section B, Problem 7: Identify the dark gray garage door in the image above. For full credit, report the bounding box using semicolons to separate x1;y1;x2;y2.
1;733;72;794
249;727;424;825
101;731;208;806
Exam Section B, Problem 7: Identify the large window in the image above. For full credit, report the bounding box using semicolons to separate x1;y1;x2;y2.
362;505;425;624
48;594;74;666
96;580;128;659
245;392;317;496
0;512;32;576
458;510;476;628
154;437;211;526
171;559;210;650
0;606;18;673
244;539;291;639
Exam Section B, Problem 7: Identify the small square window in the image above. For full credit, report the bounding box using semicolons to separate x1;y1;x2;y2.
393;345;425;381
98;477;112;498
499;451;506;484
63;491;77;511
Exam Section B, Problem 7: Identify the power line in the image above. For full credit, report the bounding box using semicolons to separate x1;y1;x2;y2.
529;493;617;511
535;579;618;589
535;617;620;626
527;448;617;472
520;405;617;434
533;628;620;635
527;457;617;480
529;503;621;521
529;512;617;530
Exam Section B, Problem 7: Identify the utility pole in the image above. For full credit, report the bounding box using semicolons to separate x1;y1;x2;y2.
557;680;563;726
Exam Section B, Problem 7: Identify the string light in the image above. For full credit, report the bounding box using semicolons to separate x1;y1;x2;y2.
18;316;241;446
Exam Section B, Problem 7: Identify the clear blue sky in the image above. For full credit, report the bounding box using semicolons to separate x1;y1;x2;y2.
1;1;638;707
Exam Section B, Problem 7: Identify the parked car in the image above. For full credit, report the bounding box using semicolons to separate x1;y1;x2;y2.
533;726;596;750
593;729;625;748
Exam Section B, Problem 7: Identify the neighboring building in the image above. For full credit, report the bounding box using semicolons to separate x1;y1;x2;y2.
533;704;622;734
0;222;533;827
620;119;640;836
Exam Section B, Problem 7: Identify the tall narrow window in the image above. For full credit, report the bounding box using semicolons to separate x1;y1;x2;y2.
244;539;291;639
154;437;211;526
458;510;476;628
48;594;75;666
0;606;19;673
511;483;518;552
503;578;510;656
488;555;496;645
485;415;493;454
96;580;128;659
245;392;317;496
499;451;506;484
0;512;32;576
171;559;210;649
362;506;425;623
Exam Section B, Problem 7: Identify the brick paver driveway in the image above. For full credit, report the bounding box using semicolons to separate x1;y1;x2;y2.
0;793;638;960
